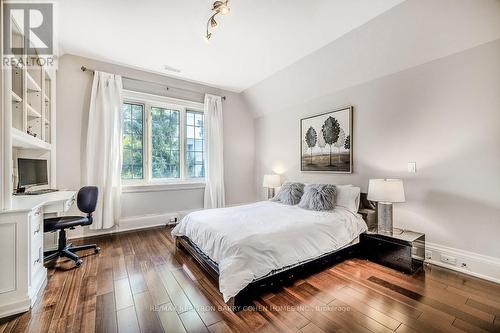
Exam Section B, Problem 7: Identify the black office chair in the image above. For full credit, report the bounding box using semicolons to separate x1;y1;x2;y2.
44;186;101;267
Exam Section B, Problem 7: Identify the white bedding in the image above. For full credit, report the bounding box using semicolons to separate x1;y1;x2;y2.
171;201;367;302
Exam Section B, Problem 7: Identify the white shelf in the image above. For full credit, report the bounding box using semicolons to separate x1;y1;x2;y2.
26;73;42;93
11;91;22;103
27;104;42;118
12;128;51;150
44;94;50;102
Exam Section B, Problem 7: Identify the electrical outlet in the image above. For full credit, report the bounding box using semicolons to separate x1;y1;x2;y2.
441;254;456;265
425;251;432;260
166;216;179;226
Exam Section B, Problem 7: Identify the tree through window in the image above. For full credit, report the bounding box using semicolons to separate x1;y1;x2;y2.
186;111;205;178
122;103;144;180
120;96;205;183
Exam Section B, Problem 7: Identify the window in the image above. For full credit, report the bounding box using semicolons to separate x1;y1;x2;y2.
121;91;205;184
151;107;180;178
185;111;205;178
122;103;144;180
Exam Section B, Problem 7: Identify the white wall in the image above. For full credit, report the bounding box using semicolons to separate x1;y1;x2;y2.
56;54;255;235
244;0;500;117
250;39;500;260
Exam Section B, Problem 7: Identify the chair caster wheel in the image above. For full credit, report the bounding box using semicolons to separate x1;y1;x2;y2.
95;247;101;254
75;259;83;267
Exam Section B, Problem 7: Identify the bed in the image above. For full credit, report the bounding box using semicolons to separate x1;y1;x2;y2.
172;194;374;310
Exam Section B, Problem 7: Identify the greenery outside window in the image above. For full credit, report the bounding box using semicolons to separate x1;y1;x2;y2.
185;110;205;178
121;91;205;185
151;107;180;179
122;103;144;180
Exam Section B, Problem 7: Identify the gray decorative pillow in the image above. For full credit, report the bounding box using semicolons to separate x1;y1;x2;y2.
298;184;337;211
271;182;305;205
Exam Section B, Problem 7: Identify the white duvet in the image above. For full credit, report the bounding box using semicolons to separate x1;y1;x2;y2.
171;201;367;302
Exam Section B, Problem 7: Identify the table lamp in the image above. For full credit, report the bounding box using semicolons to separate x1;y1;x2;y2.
367;179;405;235
263;174;281;199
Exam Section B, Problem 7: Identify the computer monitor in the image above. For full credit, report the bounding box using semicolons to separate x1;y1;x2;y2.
17;158;48;188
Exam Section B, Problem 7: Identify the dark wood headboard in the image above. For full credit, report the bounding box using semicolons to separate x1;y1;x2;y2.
358;192;377;231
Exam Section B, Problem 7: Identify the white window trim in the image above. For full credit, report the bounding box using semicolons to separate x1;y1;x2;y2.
121;90;205;188
122;181;206;193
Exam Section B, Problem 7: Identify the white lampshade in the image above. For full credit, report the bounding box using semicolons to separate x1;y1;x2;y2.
367;179;405;203
262;174;281;188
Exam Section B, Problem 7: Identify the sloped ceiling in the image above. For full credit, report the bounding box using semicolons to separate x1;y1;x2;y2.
242;0;500;117
55;0;405;92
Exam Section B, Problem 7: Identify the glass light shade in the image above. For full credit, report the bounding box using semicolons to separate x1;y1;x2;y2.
262;174;281;188
367;179;405;203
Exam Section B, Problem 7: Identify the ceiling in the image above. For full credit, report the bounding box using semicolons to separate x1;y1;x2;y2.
55;0;405;92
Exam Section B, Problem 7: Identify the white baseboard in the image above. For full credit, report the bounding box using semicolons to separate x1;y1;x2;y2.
0;297;30;319
66;209;197;240
425;242;500;284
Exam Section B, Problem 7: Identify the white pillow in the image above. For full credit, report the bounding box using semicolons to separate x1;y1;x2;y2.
335;186;361;213
304;183;353;187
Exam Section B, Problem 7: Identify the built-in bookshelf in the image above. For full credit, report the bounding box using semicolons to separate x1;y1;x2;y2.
10;65;54;150
9;15;54;149
5;14;57;197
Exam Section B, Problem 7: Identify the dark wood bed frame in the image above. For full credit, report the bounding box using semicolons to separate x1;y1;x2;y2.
175;193;376;311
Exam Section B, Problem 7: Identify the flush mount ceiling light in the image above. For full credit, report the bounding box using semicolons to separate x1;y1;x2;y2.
206;0;230;40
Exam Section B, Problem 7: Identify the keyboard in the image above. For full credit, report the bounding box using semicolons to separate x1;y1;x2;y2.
20;189;59;195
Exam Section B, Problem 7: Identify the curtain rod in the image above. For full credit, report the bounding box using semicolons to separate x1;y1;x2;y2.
80;66;226;101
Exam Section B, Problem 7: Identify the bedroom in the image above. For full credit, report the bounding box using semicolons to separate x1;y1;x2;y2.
0;0;499;332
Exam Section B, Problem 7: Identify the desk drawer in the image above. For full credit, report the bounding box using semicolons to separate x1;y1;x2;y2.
31;236;43;271
30;207;44;282
30;207;43;227
65;196;76;212
30;208;43;240
43;195;76;214
31;216;42;239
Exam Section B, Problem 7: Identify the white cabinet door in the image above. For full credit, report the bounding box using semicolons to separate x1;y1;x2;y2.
0;223;16;294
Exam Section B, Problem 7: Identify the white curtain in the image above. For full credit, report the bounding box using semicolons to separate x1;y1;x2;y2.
84;71;123;229
203;94;225;209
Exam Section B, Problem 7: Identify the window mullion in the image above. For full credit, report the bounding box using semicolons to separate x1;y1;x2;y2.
179;107;186;181
146;103;152;183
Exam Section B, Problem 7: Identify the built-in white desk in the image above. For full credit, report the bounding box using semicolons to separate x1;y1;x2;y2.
0;191;76;318
10;191;77;213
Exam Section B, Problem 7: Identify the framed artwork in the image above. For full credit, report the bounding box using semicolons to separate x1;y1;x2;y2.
300;106;352;173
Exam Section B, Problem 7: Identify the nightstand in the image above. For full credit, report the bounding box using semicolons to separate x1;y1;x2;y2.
360;228;425;274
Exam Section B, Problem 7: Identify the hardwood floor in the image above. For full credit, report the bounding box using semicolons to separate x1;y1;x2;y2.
1;227;500;333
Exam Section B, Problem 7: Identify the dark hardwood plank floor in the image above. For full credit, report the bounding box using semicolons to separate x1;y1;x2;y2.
1;227;499;333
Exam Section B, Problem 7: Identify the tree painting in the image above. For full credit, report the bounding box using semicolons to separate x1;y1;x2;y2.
321;116;340;166
305;126;317;164
317;129;326;154
334;128;346;162
300;107;352;173
301;140;309;155
344;135;350;150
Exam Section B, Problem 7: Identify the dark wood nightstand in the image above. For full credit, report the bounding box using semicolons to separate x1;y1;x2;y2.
360;228;425;274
